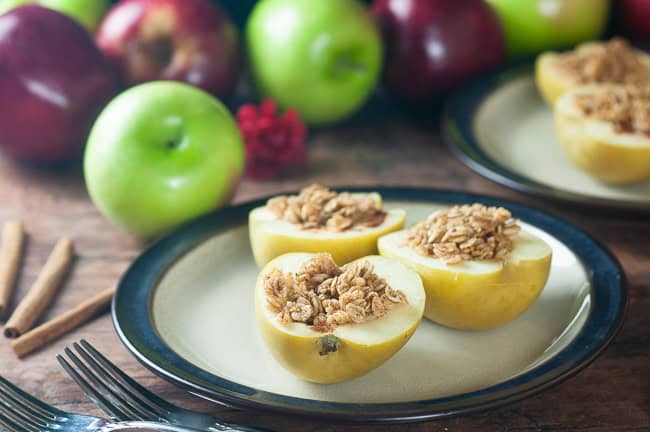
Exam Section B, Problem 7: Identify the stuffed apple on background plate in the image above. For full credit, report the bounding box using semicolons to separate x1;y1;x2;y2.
112;187;625;422
445;54;650;211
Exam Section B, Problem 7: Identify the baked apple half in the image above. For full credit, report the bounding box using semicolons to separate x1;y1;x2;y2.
379;204;552;331
249;185;405;267
555;84;650;184
255;253;425;383
536;38;650;105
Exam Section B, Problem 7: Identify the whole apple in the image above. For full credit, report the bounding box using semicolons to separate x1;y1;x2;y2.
0;6;118;163
247;0;382;126
486;0;610;57
372;0;505;104
616;0;650;39
0;0;110;31
84;81;244;238
96;0;242;98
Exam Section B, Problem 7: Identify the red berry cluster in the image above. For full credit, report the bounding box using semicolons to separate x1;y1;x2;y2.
236;99;307;179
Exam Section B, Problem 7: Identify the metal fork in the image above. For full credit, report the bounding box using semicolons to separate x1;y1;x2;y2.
57;340;270;432
0;374;212;432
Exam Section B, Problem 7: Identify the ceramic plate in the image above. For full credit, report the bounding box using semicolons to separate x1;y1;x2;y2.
112;188;626;423
444;64;650;211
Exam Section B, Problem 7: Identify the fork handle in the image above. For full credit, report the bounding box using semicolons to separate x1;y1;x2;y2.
210;422;273;432
99;421;211;431
98;421;271;432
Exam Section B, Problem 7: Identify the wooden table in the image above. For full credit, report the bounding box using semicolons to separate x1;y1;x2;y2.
0;115;648;431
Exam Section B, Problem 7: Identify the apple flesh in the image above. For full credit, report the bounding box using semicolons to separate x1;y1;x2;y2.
379;229;552;330
0;0;110;31
554;85;650;184
84;82;244;238
249;200;406;267
97;0;241;98
372;0;505;104
246;0;383;125
256;253;425;383
0;5;118;163
486;0;610;57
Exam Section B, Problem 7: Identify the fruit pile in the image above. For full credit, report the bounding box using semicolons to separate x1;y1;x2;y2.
0;0;640;237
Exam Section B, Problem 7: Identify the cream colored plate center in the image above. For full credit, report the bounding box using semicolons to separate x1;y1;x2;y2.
153;202;590;403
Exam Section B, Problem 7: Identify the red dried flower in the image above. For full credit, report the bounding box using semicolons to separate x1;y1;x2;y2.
236;98;307;179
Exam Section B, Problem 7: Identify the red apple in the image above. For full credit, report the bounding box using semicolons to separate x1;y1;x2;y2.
97;0;242;98
617;0;650;39
0;5;118;163
372;0;505;104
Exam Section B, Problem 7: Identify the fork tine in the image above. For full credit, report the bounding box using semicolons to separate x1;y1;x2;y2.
80;340;173;413
73;342;164;419
0;410;23;432
0;376;61;419
62;347;155;421
0;402;41;432
57;354;132;421
0;389;50;427
0;399;46;432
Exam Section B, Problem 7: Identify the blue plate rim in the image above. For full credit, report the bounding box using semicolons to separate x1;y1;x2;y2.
443;63;650;212
112;187;627;423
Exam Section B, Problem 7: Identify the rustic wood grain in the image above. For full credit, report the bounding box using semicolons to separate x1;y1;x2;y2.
0;119;648;432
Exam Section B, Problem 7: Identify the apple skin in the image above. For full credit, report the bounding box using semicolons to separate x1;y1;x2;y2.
617;0;650;39
372;0;505;104
486;0;610;57
246;0;383;126
0;5;119;163
0;0;110;31
96;0;242;99
84;81;245;238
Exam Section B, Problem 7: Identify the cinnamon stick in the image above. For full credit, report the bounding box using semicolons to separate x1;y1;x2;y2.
4;237;74;338
11;286;115;358
0;221;24;318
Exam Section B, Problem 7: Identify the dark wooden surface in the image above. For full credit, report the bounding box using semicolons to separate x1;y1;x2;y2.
0;118;648;431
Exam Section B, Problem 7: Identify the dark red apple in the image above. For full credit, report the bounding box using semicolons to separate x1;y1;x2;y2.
97;0;242;98
372;0;506;104
617;0;650;39
0;5;119;163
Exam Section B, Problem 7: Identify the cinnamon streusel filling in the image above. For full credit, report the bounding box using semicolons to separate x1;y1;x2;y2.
406;204;521;265
266;184;386;232
555;38;648;86
574;85;650;136
263;254;407;332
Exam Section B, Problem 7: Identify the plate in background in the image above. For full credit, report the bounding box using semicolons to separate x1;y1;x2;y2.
444;65;650;211
112;188;626;422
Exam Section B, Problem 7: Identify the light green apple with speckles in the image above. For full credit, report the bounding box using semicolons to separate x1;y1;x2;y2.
84;82;244;238
246;0;382;126
0;0;110;31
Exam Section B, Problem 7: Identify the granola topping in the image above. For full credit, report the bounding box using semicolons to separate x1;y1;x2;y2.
555;38;648;86
575;85;650;136
266;184;386;232
263;254;407;332
406;204;521;265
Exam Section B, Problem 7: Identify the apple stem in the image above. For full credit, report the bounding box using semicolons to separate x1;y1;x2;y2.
318;335;340;356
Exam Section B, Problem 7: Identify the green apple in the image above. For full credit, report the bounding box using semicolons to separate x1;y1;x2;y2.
486;0;610;57
0;0;110;32
246;0;382;126
84;81;245;238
